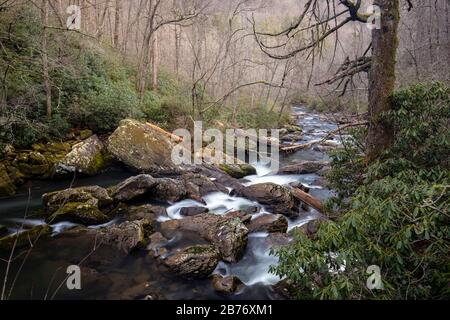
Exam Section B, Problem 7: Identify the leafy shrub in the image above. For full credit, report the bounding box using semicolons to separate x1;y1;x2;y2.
67;81;142;133
270;82;450;299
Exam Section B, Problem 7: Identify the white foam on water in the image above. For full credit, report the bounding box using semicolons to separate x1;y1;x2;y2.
7;218;45;227
203;192;257;214
242;174;302;187
213;232;283;286
251;162;272;177
50;221;79;235
166;199;206;220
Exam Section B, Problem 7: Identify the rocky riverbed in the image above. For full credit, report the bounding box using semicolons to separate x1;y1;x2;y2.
0;105;344;300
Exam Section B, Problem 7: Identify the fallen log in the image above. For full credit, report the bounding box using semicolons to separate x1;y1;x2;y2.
291;187;323;212
145;122;183;143
281;121;368;153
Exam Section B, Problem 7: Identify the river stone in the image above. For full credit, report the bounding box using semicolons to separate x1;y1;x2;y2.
0;224;51;251
237;183;300;218
225;210;252;224
147;232;169;257
218;164;256;179
13;151;50;178
180;206;209;216
107;119;180;175
211;275;244;294
181;172;228;198
55;135;105;176
0;163;16;198
289;219;322;239
47;202;110;225
125;204;167;221
248;214;288;233
42;185;113;213
97;220;152;253
160;214;248;263
162;245;220;278
277;161;328;175
108;174;157;201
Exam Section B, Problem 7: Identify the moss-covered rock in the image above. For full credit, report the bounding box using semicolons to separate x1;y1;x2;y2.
107;119;180;175
42;185;113;213
14;151;50;178
47;202;110;225
219;163;256;179
0;163;16;198
163;245;220;278
0;224;51;251
160;214;248;263
78;129;93;140
55;135;105;176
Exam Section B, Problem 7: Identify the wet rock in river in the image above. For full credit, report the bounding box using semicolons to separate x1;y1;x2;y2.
125;204;167;221
180;206;209;216
107;119;180;175
97;220;152;253
162;245;220;278
42;185;113;213
181;172;229;198
211;274;244;294
225;210;253;224
237;183;300;218
147;232;169;257
248;214;288;233
55;135;106;176
266;232;291;247
218;163;256;179
289;219;322;239
108;174;157;201
0;224;51;251
160;213;248;263
47;202;110;225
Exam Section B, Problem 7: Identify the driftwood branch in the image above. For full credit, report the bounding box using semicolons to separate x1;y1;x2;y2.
291;187;323;212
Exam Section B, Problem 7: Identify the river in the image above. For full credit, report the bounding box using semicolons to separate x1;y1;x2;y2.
0;105;341;300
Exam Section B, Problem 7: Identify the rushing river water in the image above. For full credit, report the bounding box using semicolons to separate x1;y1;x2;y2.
0;105;341;300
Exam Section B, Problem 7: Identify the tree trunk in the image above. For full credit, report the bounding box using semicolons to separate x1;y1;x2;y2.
113;0;121;48
366;0;400;160
150;31;158;91
42;0;52;119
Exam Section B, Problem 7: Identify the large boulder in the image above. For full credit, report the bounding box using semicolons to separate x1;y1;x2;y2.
237;183;300;217
96;220;152;253
42;186;113;213
13;151;50;178
277;161;328;175
47;202;110;225
181;172;228;198
108;174;157;201
248;214;288;233
55;135;105;176
218;164;256;179
160;214;248;263
109;173;227;203
107;119;180;175
0;163;16;198
125;204;167;221
0;224;51;251
162;245;220;278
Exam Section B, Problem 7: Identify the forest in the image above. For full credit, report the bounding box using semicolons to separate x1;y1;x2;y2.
0;0;448;301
